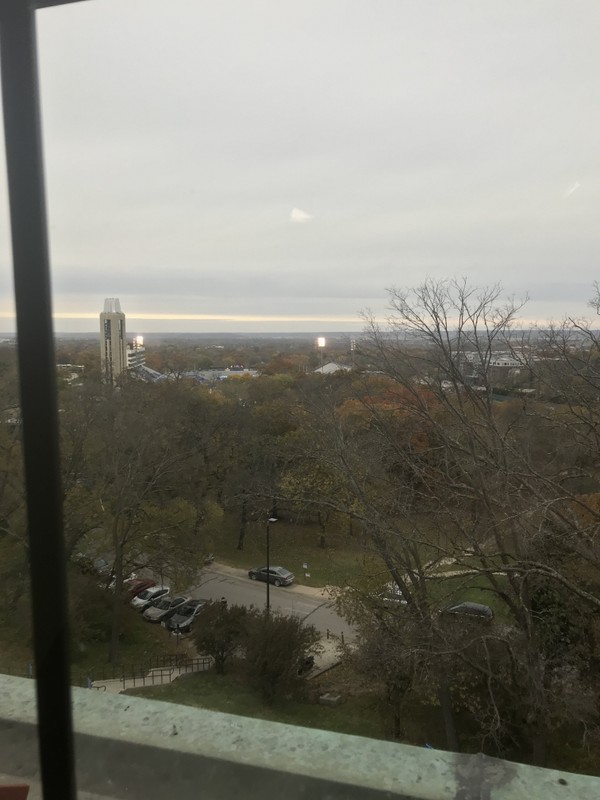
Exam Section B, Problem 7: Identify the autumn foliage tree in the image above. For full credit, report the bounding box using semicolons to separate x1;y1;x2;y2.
285;280;600;763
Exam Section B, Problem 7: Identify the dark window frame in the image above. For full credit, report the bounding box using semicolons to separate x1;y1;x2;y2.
0;2;90;798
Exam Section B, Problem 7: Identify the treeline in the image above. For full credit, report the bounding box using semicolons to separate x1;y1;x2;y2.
53;334;357;379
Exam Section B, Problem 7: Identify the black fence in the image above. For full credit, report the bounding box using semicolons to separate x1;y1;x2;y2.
75;655;214;691
2;653;214;691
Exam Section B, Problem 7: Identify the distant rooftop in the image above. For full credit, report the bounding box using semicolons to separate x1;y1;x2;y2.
314;362;352;374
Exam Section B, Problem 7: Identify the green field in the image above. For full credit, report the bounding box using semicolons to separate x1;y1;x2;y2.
0;606;185;681
127;663;387;741
215;514;384;588
69;607;186;681
127;659;455;749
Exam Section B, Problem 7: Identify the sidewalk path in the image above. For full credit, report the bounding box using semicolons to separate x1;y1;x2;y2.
308;636;343;679
202;562;336;601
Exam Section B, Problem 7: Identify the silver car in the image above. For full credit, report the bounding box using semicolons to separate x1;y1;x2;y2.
130;585;169;611
143;595;188;623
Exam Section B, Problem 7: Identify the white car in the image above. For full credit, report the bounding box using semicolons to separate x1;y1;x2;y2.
130;585;169;611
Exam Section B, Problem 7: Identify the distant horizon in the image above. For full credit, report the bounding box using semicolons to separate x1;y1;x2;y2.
2;321;598;339
0;329;363;341
0;313;367;336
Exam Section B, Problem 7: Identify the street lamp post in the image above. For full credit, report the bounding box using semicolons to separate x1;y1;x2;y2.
266;516;278;613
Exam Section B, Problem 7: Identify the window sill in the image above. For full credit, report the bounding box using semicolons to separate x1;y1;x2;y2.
0;675;597;799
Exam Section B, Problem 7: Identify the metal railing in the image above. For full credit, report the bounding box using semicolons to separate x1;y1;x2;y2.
75;655;214;690
1;653;214;691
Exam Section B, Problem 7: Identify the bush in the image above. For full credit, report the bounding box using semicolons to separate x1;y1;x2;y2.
243;610;320;703
69;573;113;661
193;601;249;674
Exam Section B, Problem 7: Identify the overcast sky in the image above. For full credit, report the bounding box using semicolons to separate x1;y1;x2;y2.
1;0;599;333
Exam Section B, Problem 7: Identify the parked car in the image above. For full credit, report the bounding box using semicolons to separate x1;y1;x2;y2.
94;557;112;576
130;585;169;611
107;572;138;591
73;553;113;579
143;595;188;623
248;566;294;587
443;601;494;620
164;599;208;634
123;577;155;600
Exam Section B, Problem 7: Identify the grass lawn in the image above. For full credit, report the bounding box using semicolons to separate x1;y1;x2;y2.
69;607;186;682
427;572;513;621
127;663;386;741
215;513;504;597
0;606;186;681
127;659;453;749
0;621;34;677
215;514;384;589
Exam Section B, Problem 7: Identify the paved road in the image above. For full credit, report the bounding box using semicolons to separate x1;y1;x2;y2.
188;565;354;640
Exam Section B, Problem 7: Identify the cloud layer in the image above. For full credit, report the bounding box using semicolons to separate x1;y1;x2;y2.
0;0;598;332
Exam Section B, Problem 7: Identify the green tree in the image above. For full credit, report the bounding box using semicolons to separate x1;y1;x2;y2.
218;375;298;550
243;610;320;703
73;380;202;663
0;348;28;615
193;602;248;675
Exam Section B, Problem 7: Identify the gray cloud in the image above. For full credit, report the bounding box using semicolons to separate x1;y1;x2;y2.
0;0;598;331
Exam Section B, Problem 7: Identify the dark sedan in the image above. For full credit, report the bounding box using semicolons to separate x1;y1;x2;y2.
164;599;208;634
248;566;294;587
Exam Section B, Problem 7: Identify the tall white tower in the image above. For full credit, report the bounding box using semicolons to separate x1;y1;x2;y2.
100;298;127;384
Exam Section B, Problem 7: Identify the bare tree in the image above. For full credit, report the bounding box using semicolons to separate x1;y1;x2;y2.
287;280;600;763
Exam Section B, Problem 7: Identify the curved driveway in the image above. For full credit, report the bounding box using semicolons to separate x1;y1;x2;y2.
189;564;353;640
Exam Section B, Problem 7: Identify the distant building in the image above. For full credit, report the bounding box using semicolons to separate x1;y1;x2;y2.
314;362;352;375
57;363;85;386
127;335;146;369
456;350;525;387
100;298;127;384
130;364;165;383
